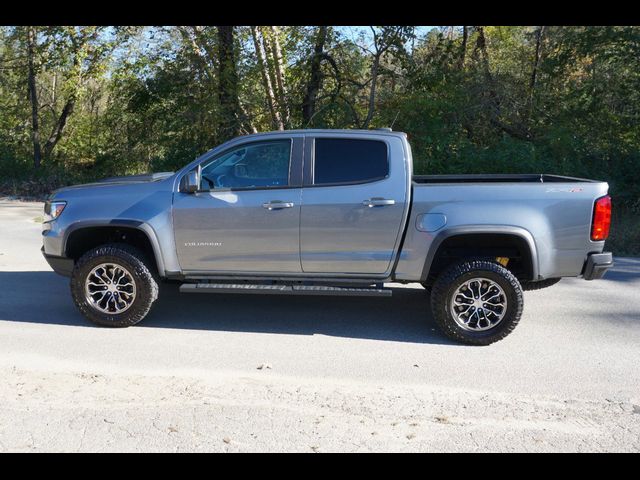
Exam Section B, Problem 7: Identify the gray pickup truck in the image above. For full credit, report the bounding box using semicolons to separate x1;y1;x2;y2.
42;129;613;345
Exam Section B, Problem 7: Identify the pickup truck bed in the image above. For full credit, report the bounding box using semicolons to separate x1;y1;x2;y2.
413;174;600;183
395;174;610;285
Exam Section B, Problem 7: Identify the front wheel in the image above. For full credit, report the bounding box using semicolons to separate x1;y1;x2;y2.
70;244;159;327
430;259;524;345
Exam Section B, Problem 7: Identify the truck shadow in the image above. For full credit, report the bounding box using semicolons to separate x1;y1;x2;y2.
3;262;636;343
148;282;452;344
0;271;456;346
601;257;640;283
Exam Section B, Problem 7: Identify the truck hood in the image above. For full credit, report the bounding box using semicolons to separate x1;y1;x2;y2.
51;172;175;196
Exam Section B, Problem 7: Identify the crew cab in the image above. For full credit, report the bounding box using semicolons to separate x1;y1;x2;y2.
42;129;613;344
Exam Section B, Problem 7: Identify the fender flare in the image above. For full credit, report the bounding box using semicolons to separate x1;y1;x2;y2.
62;219;166;277
420;225;539;281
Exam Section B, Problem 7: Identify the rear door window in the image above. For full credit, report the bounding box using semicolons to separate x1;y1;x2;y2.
313;138;388;185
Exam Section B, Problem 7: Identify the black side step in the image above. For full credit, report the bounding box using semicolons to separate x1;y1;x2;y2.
179;283;392;297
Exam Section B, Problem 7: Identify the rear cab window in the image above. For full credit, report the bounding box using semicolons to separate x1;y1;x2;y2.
313;138;389;185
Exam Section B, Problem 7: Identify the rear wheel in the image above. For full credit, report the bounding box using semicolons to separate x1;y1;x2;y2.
71;244;159;327
430;258;524;345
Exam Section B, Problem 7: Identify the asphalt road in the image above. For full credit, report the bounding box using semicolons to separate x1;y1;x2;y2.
0;198;639;452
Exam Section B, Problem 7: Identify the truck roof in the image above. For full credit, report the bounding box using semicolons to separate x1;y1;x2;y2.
237;128;407;138
185;128;408;171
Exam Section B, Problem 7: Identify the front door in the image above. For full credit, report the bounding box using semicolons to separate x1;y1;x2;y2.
173;137;303;273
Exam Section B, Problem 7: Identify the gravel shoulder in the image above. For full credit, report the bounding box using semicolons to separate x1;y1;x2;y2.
2;367;639;452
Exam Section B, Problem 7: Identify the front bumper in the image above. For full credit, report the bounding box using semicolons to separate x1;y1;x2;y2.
582;252;613;280
41;247;74;277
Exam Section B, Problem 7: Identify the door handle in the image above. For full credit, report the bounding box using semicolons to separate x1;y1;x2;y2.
362;198;395;207
262;201;295;210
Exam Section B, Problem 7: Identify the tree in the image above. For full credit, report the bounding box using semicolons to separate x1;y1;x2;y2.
14;26;129;168
529;25;546;108
217;26;241;139
265;26;290;127
25;26;42;168
459;26;468;68
361;26;414;128
248;26;292;130
302;26;328;126
251;26;284;130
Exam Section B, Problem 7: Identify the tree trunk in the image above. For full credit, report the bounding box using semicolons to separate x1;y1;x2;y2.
459;26;468;68
268;26;290;127
238;102;258;134
26;26;42;169
251;26;283;130
177;26;215;82
216;26;241;139
362;54;380;129
42;40;82;161
43;97;75;160
447;26;454;40
189;26;217;65
302;26;328;126
474;26;491;76
52;71;57;107
260;29;283;127
530;26;546;93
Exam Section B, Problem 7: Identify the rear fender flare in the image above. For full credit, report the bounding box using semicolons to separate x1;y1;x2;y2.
420;225;539;282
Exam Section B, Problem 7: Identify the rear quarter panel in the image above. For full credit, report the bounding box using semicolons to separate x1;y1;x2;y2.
395;181;610;281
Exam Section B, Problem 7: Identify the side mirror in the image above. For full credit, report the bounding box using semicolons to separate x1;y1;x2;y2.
181;170;199;193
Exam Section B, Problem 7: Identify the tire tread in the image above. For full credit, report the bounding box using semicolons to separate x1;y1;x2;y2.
430;258;524;345
70;243;158;327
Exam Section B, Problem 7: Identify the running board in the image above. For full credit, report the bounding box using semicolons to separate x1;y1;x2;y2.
179;283;392;297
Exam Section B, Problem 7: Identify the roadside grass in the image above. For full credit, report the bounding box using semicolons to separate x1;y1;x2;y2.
607;208;640;257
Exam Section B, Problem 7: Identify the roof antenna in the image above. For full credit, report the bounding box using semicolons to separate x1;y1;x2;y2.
390;111;400;130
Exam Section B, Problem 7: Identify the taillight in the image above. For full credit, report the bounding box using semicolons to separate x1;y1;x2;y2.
591;195;611;241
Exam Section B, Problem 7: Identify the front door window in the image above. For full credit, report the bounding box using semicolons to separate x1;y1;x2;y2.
199;140;291;190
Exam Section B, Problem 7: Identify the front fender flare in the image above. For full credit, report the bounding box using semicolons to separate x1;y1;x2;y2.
62;219;166;277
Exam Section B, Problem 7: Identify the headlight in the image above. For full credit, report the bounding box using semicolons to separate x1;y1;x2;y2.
44;201;67;222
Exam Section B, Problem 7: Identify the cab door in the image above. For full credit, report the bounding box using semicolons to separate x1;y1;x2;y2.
173;136;304;274
299;134;409;275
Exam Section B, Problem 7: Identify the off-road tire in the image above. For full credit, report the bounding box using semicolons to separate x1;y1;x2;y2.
430;258;524;345
71;243;159;327
520;277;561;291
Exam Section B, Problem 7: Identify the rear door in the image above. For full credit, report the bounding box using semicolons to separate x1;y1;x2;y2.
299;134;409;275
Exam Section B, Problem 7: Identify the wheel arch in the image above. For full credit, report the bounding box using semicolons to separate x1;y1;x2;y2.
421;226;539;283
63;220;166;277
